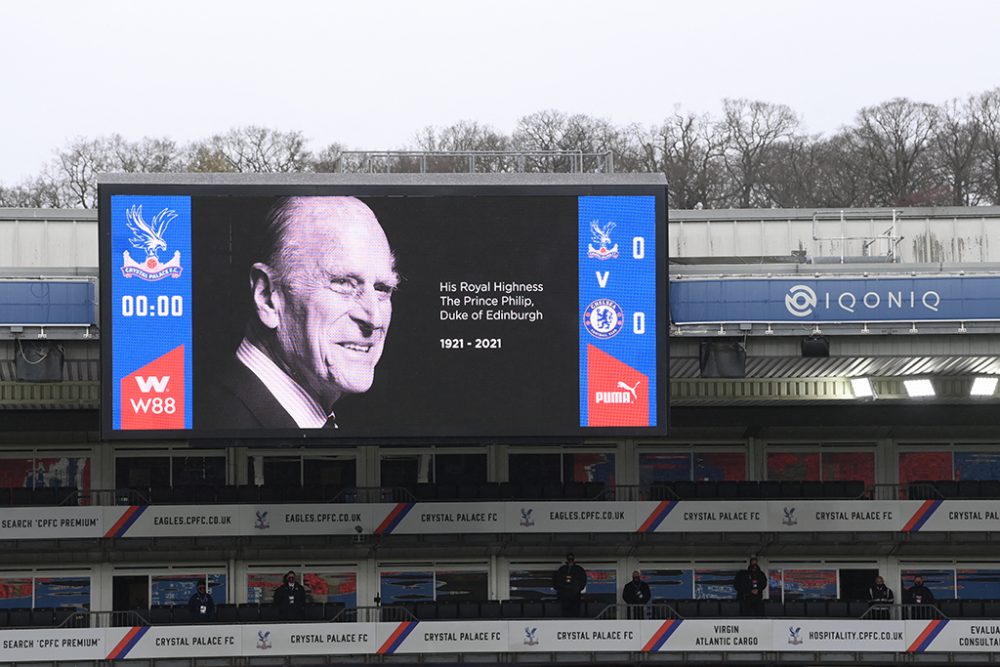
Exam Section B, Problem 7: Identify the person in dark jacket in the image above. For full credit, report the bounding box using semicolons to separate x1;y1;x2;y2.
273;570;308;620
733;557;767;617
552;553;587;618
867;575;894;619
622;571;652;619
187;581;215;622
904;575;935;606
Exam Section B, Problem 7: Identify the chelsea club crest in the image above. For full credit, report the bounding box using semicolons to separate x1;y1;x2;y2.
584;299;625;340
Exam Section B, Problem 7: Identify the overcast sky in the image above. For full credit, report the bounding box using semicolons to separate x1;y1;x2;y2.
2;0;998;184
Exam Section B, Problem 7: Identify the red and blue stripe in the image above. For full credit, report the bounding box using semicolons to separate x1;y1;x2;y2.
907;618;948;653
638;500;677;533
377;620;419;654
375;503;415;535
104;505;148;538
106;625;148;660
902;499;942;533
642;618;682;652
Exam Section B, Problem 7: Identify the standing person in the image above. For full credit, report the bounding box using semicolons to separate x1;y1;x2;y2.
904;575;935;605
552;553;587;618
273;570;308;620
868;575;894;620
187;580;215;623
622;570;651;619
733;557;767;617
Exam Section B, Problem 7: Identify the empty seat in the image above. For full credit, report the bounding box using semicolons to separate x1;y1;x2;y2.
801;481;824;499
171;607;192;624
0;488;11;505
0;610;9;627
586;601;611;619
847;601;869;618
542;483;564;499
11;488;33;506
935;480;959;498
302;603;324;622
784;601;805;617
8;609;32;627
323;602;345;621
827;601;849;618
939;599;962;618
779;481;803;499
282;486;306;503
715;481;739;499
259;605;281;622
32;487;60;506
563;482;586;499
759;481;781;498
522;601;544;618
414;602;437;620
519;483;542;500
980;480;1000;498
479;600;501;618
477;484;501;501
498;482;518;499
958;480;981;498
719;600;741;617
149;605;173;625
805;600;827;617
673;481;697;499
961;600;985;618
697;600;721;617
842;480;866;498
676;600;699;618
737;481;761;499
456;485;480;500
583;482;605;499
236;604;260;623
237;485;260;503
694;482;717;499
764;600;785;617
30;608;54;626
436;485;457;501
982;600;1000;618
500;600;523;618
822;481;847;498
543;601;562;618
149;486;174;504
215;604;238;623
258;486;282;502
217;486;240;503
52;607;75;627
457;601;480;619
436;602;459;619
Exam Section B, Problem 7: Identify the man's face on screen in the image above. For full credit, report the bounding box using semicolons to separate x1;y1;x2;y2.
273;198;398;408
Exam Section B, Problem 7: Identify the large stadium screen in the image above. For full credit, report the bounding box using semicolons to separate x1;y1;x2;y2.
99;178;667;440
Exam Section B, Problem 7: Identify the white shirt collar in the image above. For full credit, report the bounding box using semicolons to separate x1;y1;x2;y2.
236;338;334;429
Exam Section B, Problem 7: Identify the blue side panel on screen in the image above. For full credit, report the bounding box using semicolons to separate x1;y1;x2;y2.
110;195;193;430
578;196;657;428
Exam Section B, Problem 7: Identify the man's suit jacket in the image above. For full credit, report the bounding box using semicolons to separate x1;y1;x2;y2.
198;357;299;430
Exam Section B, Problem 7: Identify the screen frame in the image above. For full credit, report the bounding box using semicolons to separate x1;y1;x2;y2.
99;176;668;443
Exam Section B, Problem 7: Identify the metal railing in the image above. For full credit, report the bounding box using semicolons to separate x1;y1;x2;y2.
337;150;614;174
331;605;414;623
860;603;944;620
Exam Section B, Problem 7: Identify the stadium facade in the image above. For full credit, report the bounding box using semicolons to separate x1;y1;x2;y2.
2;185;1000;664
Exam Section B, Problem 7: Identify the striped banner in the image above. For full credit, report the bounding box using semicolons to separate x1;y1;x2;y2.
638;500;677;533
377;621;419;654
902;499;943;533
907;619;948;653
642;619;682;652
106;626;148;660
103;505;147;538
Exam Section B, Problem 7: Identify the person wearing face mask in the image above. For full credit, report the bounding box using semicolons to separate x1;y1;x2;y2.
733;556;767;617
622;570;651;619
273;570;308;620
867;574;894;619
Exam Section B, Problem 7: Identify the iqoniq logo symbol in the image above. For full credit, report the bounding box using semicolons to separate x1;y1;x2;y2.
785;284;817;317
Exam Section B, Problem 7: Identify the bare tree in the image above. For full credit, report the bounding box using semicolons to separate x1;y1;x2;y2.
637;110;726;209
850;98;940;205
721;99;800;207
310;143;346;172
762;134;827;208
186;126;311;173
932;97;982;205
811;132;876;208
975;88;1000;204
414;120;514;172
